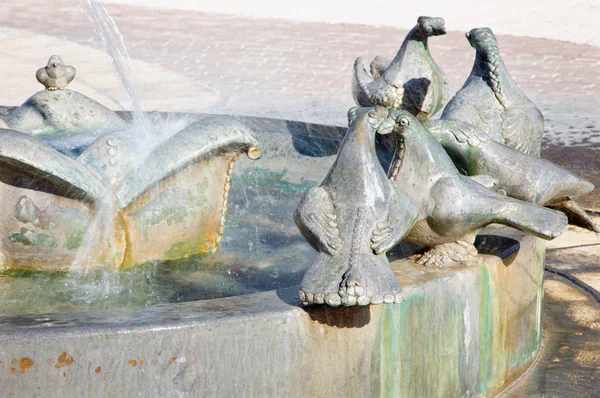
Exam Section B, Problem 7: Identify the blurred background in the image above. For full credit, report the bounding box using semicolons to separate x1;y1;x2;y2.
0;0;598;129
108;0;600;46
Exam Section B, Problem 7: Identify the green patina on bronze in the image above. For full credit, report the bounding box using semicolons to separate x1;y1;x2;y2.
9;228;58;248
12;196;90;250
61;209;90;250
164;236;214;260
477;265;494;393
374;248;543;397
132;178;210;241
381;292;463;397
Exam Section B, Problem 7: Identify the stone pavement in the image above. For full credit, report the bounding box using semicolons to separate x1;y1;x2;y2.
0;1;599;138
106;0;600;47
505;272;600;397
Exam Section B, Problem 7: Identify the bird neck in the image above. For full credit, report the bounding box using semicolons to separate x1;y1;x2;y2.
389;27;430;68
396;126;456;185
470;49;521;108
326;124;386;199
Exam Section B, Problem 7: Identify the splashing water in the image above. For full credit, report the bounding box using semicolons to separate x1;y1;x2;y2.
78;0;154;139
69;200;114;270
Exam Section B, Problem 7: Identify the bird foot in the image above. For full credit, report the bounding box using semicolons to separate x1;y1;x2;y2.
416;241;481;268
299;258;403;307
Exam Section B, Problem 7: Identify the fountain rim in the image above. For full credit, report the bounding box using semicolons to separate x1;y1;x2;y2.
0;109;521;334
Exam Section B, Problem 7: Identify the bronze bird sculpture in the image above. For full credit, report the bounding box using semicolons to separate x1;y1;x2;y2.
441;28;543;156
352;16;449;121
295;107;419;306
36;55;76;91
384;110;567;268
424;119;600;232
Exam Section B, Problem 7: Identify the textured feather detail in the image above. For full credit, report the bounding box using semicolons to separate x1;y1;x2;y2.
294;187;343;255
425;119;490;147
500;106;543;156
444;98;496;127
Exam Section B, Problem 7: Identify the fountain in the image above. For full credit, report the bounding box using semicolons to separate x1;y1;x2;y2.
0;6;595;397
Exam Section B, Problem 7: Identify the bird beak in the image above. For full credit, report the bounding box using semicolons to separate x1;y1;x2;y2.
376;118;396;135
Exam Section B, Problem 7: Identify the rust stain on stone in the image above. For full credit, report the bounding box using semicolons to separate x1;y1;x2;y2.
54;352;75;369
95;366;101;374
127;359;137;367
19;357;34;373
140;357;145;366
62;372;67;378
171;356;177;362
157;352;162;357
11;359;18;365
10;368;15;373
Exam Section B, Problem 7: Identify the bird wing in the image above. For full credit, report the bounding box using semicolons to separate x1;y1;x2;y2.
443;98;498;128
500;105;544;156
294;187;342;255
35;68;48;85
425;119;490;147
65;66;76;83
352;57;375;106
371;188;418;254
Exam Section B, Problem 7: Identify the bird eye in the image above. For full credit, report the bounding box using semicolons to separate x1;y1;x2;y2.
399;117;410;126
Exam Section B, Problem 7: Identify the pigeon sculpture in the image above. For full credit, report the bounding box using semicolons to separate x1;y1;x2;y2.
35;55;76;91
424;119;600;232
9;55;126;136
441;28;543;156
384;110;567;268
352;16;449;121
295;107;419;306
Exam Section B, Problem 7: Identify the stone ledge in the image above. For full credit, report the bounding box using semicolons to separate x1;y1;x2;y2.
0;228;544;397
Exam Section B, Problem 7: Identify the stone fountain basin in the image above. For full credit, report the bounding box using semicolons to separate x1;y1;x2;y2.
0;114;544;396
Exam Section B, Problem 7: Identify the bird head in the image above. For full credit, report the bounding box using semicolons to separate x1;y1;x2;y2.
386;109;422;139
416;16;447;37
347;106;398;136
465;28;499;55
45;55;66;79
